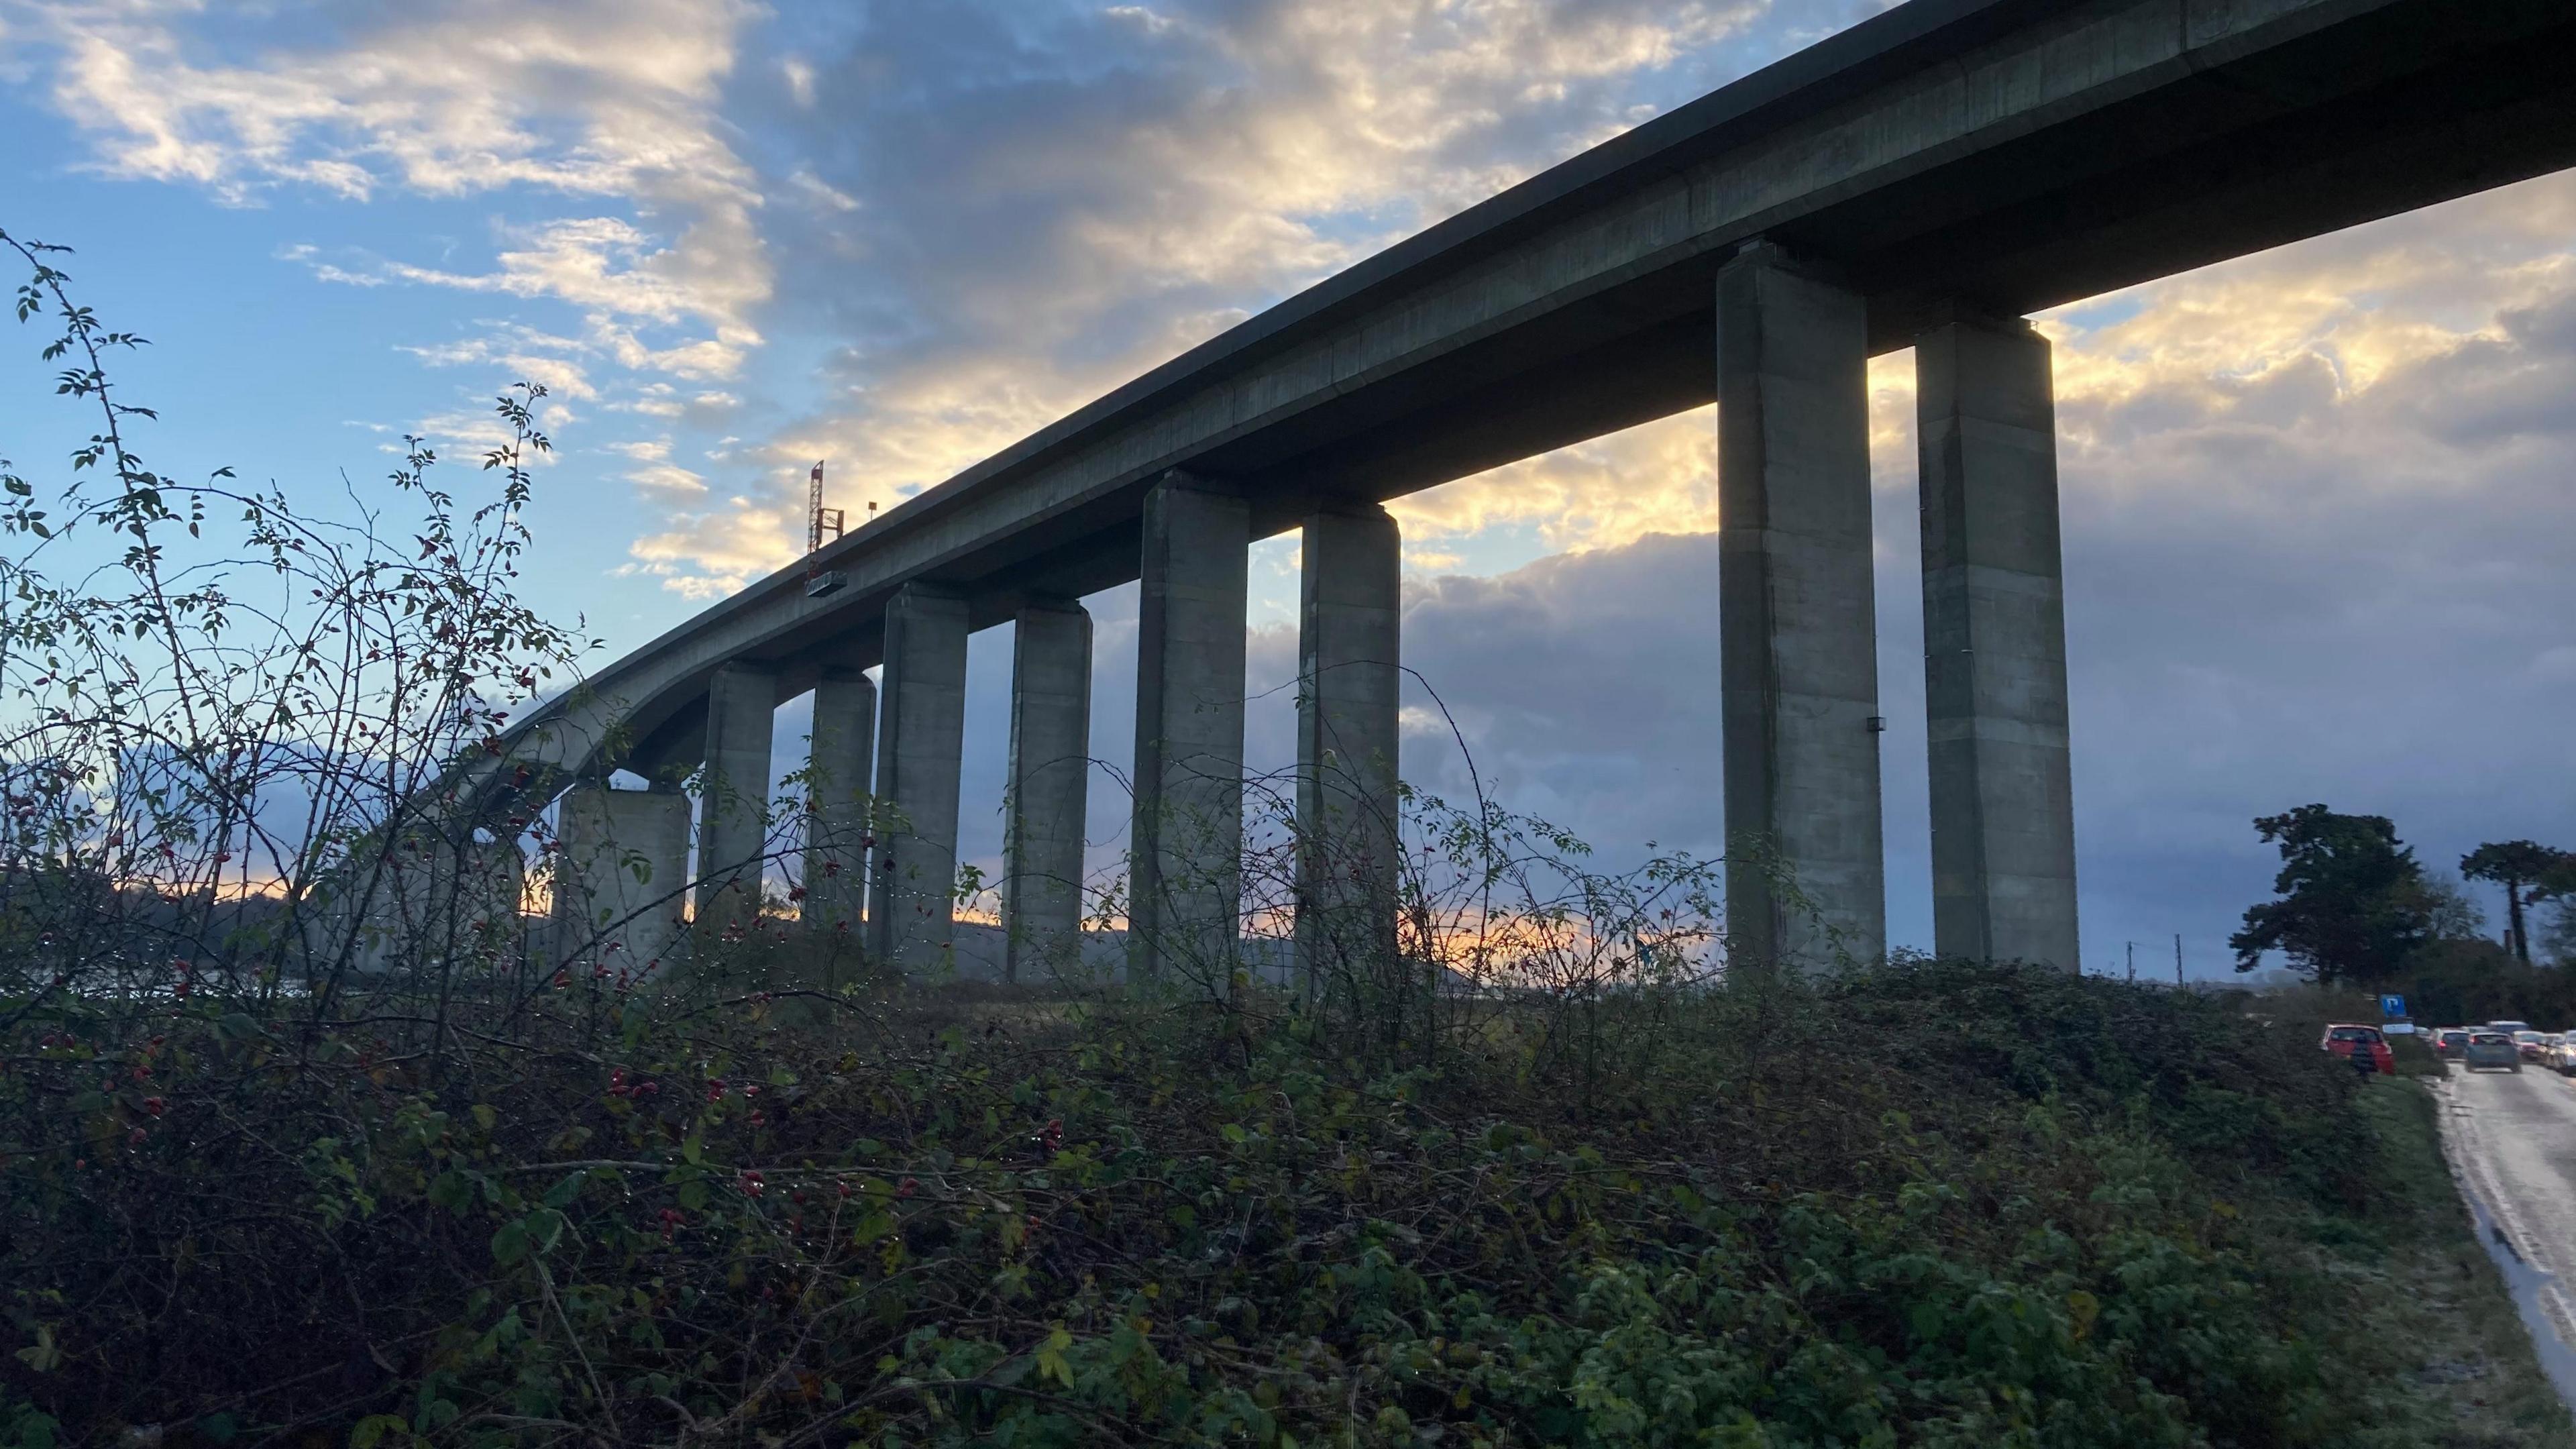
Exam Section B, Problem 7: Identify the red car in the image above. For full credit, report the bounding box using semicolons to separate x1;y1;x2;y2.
2322;1024;2394;1074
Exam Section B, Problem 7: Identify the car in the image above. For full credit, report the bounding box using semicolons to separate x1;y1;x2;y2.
2435;1028;2471;1059
2322;1024;2394;1074
2489;1020;2535;1035
2463;1031;2522;1073
2514;1030;2549;1062
2548;1037;2576;1076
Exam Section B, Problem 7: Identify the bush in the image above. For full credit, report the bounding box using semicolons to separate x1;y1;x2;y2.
0;957;2478;1446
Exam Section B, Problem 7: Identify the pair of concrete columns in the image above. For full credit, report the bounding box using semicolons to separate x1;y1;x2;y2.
853;584;1095;980
549;659;877;968
1716;243;2080;970
1124;484;1403;985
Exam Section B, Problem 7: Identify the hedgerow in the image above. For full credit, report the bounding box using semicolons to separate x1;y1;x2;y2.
0;955;2457;1446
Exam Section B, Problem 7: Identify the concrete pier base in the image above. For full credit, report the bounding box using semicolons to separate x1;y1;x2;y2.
1716;244;1886;968
330;832;527;978
553;782;692;973
802;667;875;937
695;661;777;927
866;584;970;974
1004;599;1093;983
1130;473;1250;985
1294;503;1403;995
1917;314;2081;970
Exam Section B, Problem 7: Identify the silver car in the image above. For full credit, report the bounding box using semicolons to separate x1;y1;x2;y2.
2463;1031;2521;1073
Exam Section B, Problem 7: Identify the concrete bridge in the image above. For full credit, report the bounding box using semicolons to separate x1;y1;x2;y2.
490;0;2576;978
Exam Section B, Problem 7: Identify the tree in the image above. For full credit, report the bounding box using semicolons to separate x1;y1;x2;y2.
2540;853;2576;967
2231;804;2432;985
2460;841;2575;964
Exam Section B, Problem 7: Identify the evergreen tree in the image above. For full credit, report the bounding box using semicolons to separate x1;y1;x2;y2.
2461;840;2575;964
2231;804;2431;985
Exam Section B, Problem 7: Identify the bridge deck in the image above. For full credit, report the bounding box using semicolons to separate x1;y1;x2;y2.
502;0;2576;781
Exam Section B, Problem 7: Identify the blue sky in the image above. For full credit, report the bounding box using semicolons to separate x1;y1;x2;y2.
3;0;2572;973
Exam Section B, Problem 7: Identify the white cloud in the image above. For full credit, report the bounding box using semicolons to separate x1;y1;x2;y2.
624;462;708;496
621;492;798;597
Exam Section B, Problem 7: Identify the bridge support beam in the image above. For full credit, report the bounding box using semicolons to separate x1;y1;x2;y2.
695;661;777;927
555;781;691;973
866;584;970;974
1004;599;1093;983
1716;244;1886;968
1129;473;1249;985
1295;503;1402;996
802;667;875;937
1917;313;2080;970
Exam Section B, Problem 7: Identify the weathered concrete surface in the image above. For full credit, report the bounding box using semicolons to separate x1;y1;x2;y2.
1717;246;1884;967
476;0;2576;802
1295;504;1403;994
1917;315;2080;971
1004;599;1093;983
695;661;777;926
553;782;691;973
326;833;527;978
1130;476;1250;984
865;584;969;974
801;667;875;936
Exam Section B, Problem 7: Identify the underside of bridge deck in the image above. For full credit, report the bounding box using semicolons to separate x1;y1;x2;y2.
488;0;2576;979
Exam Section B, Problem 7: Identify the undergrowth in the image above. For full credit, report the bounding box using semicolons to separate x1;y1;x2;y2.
0;957;2530;1447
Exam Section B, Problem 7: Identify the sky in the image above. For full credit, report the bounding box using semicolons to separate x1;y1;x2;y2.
1;0;2571;975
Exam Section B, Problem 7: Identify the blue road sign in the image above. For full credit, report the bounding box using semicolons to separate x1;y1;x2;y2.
2381;994;2407;1020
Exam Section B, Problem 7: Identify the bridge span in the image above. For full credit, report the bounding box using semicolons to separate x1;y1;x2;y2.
491;0;2576;979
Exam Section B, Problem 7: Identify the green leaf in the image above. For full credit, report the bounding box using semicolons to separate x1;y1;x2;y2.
350;1413;408;1448
542;1171;586;1210
490;1220;529;1267
427;1171;473;1214
1035;1327;1075;1389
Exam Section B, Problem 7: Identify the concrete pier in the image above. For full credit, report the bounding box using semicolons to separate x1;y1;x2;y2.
1294;504;1403;994
333;831;529;977
554;781;692;971
865;584;970;974
1917;314;2081;970
1715;244;1886;967
801;667;875;936
1129;473;1249;984
695;661;777;926
1003;599;1093;982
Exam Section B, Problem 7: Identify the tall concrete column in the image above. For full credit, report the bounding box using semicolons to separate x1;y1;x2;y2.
695;661;778;926
802;667;875;936
1295;503;1403;993
554;780;692;971
1716;243;1886;967
1129;472;1249;984
1917;313;2080;970
865;583;970;973
1003;599;1093;983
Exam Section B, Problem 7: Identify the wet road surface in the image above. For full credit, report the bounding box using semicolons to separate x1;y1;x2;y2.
2436;1061;2576;1395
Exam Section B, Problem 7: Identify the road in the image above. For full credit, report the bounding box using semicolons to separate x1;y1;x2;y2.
2436;1060;2576;1389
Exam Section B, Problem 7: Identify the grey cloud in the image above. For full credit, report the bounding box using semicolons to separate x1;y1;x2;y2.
2377;290;2576;446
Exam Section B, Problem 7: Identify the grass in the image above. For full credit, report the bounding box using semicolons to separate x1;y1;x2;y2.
2345;1078;2575;1446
